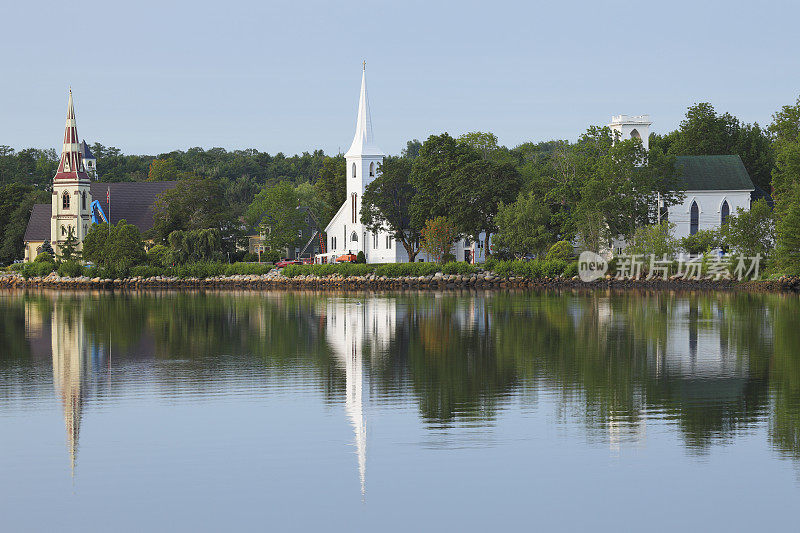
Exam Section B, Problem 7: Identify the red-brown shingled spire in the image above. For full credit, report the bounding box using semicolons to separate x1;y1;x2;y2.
54;89;90;181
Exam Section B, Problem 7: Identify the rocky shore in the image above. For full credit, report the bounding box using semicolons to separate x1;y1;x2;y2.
1;270;799;292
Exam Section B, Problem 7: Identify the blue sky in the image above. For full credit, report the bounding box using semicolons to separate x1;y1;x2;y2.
3;0;799;156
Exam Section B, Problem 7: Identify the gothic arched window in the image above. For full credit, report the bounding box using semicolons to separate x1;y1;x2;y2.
630;128;641;140
81;191;87;210
351;232;358;242
352;163;357;179
62;192;70;210
690;201;699;235
721;201;730;225
369;162;374;177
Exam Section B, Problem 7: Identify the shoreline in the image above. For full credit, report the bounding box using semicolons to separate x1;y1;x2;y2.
2;271;799;293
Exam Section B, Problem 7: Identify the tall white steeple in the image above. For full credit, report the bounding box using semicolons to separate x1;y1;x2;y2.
344;64;384;214
346;63;383;158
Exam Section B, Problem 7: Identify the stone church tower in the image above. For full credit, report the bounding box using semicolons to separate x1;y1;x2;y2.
51;90;92;253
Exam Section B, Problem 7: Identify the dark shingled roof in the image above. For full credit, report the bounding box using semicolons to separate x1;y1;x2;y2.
80;140;95;160
90;181;177;231
22;181;177;243
23;204;51;242
675;155;754;191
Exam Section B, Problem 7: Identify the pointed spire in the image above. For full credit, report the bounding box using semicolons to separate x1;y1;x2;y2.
345;64;383;158
55;89;90;181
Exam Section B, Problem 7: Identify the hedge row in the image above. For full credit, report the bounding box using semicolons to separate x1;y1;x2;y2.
281;262;482;278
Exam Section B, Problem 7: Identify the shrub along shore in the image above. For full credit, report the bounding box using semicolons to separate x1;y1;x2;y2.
1;260;799;292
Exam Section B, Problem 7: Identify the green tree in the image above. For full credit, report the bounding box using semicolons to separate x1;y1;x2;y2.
420;216;459;263
681;228;721;255
494;192;554;258
59;226;81;261
770;96;800;273
83;221;146;273
360;157;422;262
167;228;222;263
410;133;481;230
314;155;346;224
0;184;48;263
152;177;230;244
246;182;305;255
444;159;522;243
720;199;774;258
624;222;679;258
457;131;499;159
401;139;422;159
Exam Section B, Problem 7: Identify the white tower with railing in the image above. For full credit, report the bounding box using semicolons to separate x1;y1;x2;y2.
609;114;651;151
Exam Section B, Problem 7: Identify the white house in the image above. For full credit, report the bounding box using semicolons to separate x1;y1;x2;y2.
321;66;489;264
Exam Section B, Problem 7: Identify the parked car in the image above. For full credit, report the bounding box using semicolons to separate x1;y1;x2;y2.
275;259;302;268
336;253;357;263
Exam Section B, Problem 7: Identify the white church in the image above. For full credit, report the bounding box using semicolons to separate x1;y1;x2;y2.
320;66;488;264
609;114;755;242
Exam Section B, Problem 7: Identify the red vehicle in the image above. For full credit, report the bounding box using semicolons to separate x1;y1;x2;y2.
336;253;357;263
275;259;302;268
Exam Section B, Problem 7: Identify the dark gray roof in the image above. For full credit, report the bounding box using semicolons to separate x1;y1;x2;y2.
23;204;51;242
80;140;95;160
675;155;754;191
23;181;178;242
90;181;177;232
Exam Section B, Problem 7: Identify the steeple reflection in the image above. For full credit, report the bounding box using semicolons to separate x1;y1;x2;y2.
323;297;402;498
50;299;91;476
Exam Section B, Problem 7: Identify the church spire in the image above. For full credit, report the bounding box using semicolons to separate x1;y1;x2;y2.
345;64;383;158
55;89;90;181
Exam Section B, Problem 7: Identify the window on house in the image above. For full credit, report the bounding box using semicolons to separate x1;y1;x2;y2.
369;162;374;177
386;236;392;249
351;232;358;242
352;163;357;179
62;193;70;210
81;192;86;210
373;233;378;249
61;225;66;236
352;193;357;224
690;201;699;235
721;201;730;225
64;157;70;172
464;239;471;247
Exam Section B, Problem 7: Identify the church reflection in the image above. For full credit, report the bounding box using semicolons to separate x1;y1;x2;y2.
322;297;404;498
7;290;798;484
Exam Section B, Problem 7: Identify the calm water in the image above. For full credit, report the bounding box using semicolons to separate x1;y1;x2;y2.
1;289;800;531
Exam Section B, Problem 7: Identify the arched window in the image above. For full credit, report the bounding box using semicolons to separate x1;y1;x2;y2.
352;163;357;178
690;201;699;235
630;128;641;140
721;201;730;225
351;232;358;242
81;191;86;210
369;162;374;177
62;192;70;210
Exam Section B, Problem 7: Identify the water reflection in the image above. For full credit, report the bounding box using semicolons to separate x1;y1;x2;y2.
1;289;800;482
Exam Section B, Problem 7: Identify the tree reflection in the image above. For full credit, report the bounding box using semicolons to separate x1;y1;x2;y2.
3;289;800;462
